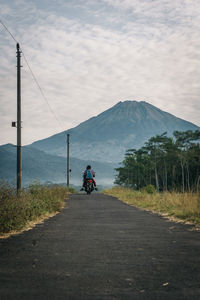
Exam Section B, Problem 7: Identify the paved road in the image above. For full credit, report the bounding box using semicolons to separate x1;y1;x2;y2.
0;193;200;300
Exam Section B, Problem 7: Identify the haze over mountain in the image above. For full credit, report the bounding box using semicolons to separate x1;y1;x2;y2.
0;144;116;187
30;101;199;163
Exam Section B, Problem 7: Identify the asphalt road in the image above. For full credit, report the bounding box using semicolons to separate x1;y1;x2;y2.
0;193;200;300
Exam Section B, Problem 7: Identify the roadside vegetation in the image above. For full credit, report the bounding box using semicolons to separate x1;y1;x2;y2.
0;180;75;236
104;187;200;225
105;130;200;226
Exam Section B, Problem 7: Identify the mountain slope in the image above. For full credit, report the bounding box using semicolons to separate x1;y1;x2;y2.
0;144;116;186
30;101;199;162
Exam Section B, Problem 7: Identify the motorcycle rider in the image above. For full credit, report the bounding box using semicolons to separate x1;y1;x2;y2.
80;165;98;191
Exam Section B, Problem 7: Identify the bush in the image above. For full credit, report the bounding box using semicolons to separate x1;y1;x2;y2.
0;180;75;234
141;184;156;194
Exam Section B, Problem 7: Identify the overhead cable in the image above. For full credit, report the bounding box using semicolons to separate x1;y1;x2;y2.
0;19;18;43
0;19;66;133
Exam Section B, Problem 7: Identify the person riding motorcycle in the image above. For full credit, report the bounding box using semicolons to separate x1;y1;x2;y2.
80;165;98;191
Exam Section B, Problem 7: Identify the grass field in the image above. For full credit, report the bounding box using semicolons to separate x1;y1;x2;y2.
104;187;200;226
0;181;75;236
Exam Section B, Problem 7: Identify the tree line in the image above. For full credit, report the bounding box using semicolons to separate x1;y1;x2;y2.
115;130;200;192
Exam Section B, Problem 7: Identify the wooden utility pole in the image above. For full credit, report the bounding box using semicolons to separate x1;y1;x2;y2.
67;133;70;187
17;43;22;193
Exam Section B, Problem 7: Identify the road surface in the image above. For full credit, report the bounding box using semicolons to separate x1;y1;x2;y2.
0;193;199;299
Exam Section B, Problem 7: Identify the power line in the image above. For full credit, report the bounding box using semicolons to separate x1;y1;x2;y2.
0;19;66;133
0;19;18;44
21;51;66;132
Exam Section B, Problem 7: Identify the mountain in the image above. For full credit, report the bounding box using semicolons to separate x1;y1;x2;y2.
0;144;116;187
30;101;199;163
1;101;199;187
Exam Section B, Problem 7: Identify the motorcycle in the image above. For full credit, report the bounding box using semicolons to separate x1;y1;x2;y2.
85;179;94;195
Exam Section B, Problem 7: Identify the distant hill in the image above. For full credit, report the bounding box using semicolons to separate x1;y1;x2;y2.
30;101;199;162
0;144;116;187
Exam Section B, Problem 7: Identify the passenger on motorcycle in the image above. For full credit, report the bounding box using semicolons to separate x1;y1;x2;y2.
80;165;98;191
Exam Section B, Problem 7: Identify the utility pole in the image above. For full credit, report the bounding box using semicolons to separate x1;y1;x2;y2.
67;133;70;187
16;43;22;193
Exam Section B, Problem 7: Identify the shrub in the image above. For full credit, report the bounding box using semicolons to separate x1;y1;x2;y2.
141;184;156;194
0;181;74;234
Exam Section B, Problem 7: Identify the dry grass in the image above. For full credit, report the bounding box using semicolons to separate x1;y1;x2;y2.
104;187;200;226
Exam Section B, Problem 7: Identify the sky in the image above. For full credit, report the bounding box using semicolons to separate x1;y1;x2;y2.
0;0;200;145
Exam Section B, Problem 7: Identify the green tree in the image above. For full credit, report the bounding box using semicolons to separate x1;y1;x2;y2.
115;130;200;192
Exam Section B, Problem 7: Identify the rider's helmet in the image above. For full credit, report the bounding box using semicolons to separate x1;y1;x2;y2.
87;165;91;170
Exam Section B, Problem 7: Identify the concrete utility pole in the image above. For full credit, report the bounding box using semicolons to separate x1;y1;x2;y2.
67;133;70;187
16;43;22;193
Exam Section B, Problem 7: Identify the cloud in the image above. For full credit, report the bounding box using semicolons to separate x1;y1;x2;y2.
0;0;200;145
